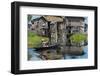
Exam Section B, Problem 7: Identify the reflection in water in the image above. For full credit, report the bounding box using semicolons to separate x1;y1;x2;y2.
28;46;88;60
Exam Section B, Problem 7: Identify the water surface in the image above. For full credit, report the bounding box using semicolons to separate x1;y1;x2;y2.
28;46;88;61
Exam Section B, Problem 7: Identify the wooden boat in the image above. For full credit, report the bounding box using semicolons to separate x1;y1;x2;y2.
33;45;58;51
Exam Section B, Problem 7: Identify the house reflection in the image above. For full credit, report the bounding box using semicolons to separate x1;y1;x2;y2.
37;46;84;60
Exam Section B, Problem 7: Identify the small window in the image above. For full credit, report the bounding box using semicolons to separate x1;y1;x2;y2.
31;28;34;30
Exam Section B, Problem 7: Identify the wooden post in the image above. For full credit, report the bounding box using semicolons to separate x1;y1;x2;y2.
48;22;51;45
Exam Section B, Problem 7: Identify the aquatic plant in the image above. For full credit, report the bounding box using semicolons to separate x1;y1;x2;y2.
70;33;87;43
28;31;49;48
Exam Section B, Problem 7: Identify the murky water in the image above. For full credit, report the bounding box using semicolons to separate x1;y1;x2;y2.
28;46;88;61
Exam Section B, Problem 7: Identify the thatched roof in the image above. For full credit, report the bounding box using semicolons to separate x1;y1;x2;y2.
43;16;63;22
31;16;64;23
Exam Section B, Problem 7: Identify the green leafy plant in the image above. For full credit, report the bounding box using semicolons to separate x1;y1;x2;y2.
28;15;32;22
70;33;87;43
28;31;49;48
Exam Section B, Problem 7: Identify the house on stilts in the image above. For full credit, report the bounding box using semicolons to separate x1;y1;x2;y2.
29;15;85;46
